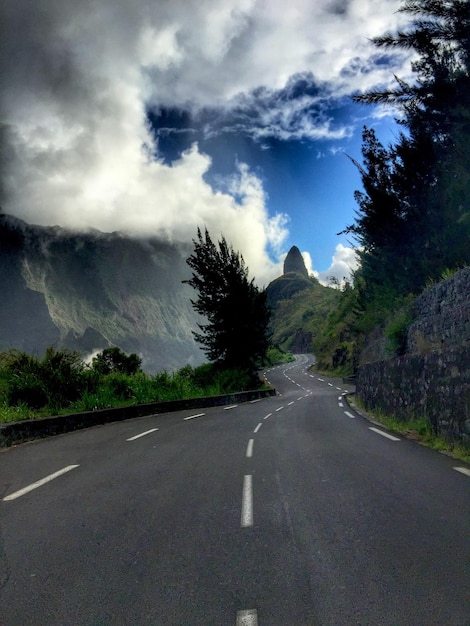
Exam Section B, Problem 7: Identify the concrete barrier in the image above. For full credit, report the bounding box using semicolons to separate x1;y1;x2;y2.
0;388;276;448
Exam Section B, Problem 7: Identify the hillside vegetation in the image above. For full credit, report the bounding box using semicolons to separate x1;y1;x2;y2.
266;246;340;356
0;346;265;423
268;276;340;355
313;0;470;375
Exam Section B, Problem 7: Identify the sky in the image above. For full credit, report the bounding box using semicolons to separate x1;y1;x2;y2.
1;0;414;286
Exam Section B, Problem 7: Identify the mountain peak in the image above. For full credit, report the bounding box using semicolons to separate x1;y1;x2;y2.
283;246;308;278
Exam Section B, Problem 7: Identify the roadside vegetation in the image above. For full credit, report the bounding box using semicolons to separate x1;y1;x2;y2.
0;230;294;424
314;0;470;375
0;346;277;424
350;396;470;464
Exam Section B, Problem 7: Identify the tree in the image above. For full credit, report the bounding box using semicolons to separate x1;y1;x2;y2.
349;0;470;293
184;228;271;371
92;347;142;376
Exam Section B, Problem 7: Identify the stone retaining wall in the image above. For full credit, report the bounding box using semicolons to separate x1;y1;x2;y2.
357;267;470;443
357;347;470;441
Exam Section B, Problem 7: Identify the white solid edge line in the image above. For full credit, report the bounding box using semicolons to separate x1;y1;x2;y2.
369;427;401;441
250;399;262;403
236;608;258;626
246;439;254;458
344;411;355;419
241;475;253;527
253;422;262;434
3;465;80;501
454;467;470;477
183;413;205;421
224;405;238;410
126;428;159;441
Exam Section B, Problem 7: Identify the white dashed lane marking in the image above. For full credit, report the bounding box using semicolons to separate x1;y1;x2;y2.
454;467;470;477
183;413;205;421
236;608;258;625
126;428;159;441
241;475;254;527
369;427;400;441
3;465;80;502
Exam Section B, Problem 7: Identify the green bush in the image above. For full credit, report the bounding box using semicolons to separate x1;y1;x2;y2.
384;298;415;356
1;347;87;411
0;347;267;422
92;347;142;376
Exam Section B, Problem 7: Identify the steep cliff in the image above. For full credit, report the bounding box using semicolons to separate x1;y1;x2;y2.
266;246;339;353
0;215;203;372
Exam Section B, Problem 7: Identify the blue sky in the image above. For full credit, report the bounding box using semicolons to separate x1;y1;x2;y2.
150;97;400;281
1;0;412;285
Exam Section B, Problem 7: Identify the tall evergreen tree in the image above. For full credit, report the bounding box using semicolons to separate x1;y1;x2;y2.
349;0;470;294
184;228;270;371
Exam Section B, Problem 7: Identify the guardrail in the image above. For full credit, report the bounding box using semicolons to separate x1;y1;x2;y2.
0;388;276;448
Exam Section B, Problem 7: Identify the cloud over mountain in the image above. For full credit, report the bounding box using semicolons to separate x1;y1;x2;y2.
1;0;409;283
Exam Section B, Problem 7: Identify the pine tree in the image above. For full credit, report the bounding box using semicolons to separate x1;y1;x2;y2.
350;0;470;293
184;228;271;371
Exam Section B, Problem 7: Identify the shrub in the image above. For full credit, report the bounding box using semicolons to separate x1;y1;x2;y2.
92;347;142;376
0;347;86;411
384;298;415;356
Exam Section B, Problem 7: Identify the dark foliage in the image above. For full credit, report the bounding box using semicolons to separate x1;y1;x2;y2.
348;0;470;298
321;0;470;373
1;348;86;410
184;228;271;371
92;347;142;376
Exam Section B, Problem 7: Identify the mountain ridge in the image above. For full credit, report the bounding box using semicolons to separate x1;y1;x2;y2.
266;245;339;354
0;214;203;372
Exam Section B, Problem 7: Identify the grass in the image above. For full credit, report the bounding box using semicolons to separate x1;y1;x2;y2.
0;362;271;424
351;396;470;464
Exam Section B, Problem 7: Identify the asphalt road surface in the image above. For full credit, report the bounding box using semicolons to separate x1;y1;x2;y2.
1;354;469;625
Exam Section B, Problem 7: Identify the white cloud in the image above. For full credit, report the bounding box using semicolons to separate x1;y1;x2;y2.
1;0;410;284
318;243;360;285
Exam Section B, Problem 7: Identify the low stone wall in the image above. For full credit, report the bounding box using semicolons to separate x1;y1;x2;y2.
0;388;276;448
408;266;470;352
357;347;470;441
357;267;470;444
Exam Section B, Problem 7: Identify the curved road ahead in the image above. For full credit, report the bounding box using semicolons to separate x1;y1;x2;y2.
1;354;469;625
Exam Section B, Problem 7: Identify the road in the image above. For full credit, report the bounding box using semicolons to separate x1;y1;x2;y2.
1;354;469;625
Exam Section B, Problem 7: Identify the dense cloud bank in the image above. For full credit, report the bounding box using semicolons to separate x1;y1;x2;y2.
1;0;407;283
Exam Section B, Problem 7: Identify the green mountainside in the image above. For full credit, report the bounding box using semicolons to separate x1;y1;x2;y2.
266;246;340;354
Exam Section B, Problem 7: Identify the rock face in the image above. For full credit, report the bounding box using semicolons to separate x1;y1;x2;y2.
283;246;308;278
266;245;338;354
0;214;203;373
